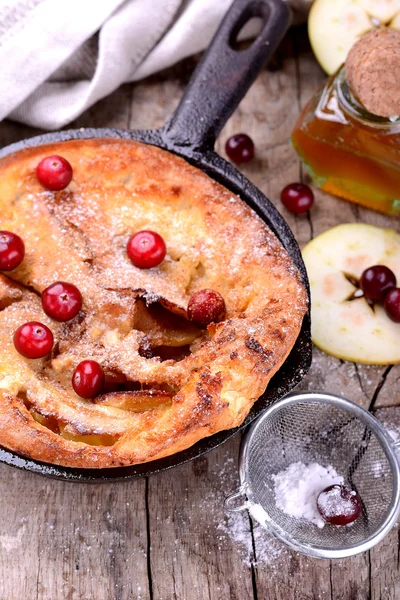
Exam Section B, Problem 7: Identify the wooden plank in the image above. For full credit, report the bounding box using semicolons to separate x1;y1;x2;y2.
0;466;40;600
0;121;43;148
148;436;255;600
0;467;150;600
369;367;400;410
127;60;197;131
370;409;400;600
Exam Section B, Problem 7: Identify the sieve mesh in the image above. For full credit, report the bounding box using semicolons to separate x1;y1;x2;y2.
244;398;396;550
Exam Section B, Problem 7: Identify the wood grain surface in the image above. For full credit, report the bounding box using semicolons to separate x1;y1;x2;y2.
0;26;399;600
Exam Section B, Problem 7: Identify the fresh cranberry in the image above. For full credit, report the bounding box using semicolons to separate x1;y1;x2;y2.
280;183;314;214
13;321;54;359
317;484;361;526
127;231;166;269
36;155;73;191
0;231;25;271
42;281;82;322
187;289;226;328
360;265;396;302
384;287;400;323
225;134;254;164
72;360;105;399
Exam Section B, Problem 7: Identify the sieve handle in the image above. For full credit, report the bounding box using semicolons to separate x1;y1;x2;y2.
224;485;250;512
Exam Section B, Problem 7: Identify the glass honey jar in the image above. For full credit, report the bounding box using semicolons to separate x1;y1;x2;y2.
292;66;400;215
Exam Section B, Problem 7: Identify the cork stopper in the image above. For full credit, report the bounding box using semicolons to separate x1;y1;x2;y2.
345;28;400;118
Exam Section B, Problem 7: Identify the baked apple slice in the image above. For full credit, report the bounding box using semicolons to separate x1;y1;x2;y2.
303;223;400;364
308;0;400;74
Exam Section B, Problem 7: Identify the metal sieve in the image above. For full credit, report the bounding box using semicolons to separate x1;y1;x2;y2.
225;392;400;559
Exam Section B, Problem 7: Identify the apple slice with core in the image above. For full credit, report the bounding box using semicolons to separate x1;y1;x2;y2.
308;0;400;74
303;223;400;364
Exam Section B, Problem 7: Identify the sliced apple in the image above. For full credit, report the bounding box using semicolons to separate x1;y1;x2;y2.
308;0;400;74
303;223;400;364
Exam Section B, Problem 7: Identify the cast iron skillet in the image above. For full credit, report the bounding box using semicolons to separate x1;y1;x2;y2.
0;0;312;481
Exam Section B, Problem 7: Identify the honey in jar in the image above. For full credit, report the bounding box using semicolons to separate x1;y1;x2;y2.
292;30;400;215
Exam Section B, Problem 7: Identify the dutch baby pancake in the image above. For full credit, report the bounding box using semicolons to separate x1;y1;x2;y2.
0;139;307;468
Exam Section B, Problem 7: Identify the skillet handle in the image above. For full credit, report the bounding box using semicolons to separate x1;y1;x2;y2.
161;0;291;153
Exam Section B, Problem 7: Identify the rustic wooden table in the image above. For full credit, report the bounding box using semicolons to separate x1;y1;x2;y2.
0;26;399;600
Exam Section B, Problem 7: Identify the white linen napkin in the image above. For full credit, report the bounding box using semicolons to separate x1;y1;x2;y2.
0;0;312;130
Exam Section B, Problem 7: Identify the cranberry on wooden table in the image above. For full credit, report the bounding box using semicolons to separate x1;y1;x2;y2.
225;134;254;164
360;265;396;302
0;231;25;271
187;289;226;329
72;360;105;399
280;183;314;214
127;230;166;269
317;484;361;526
42;282;82;322
13;321;54;359
36;155;73;191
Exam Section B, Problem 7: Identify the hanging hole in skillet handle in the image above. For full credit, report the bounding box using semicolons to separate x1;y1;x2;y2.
229;16;265;51
161;0;291;154
224;485;250;512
